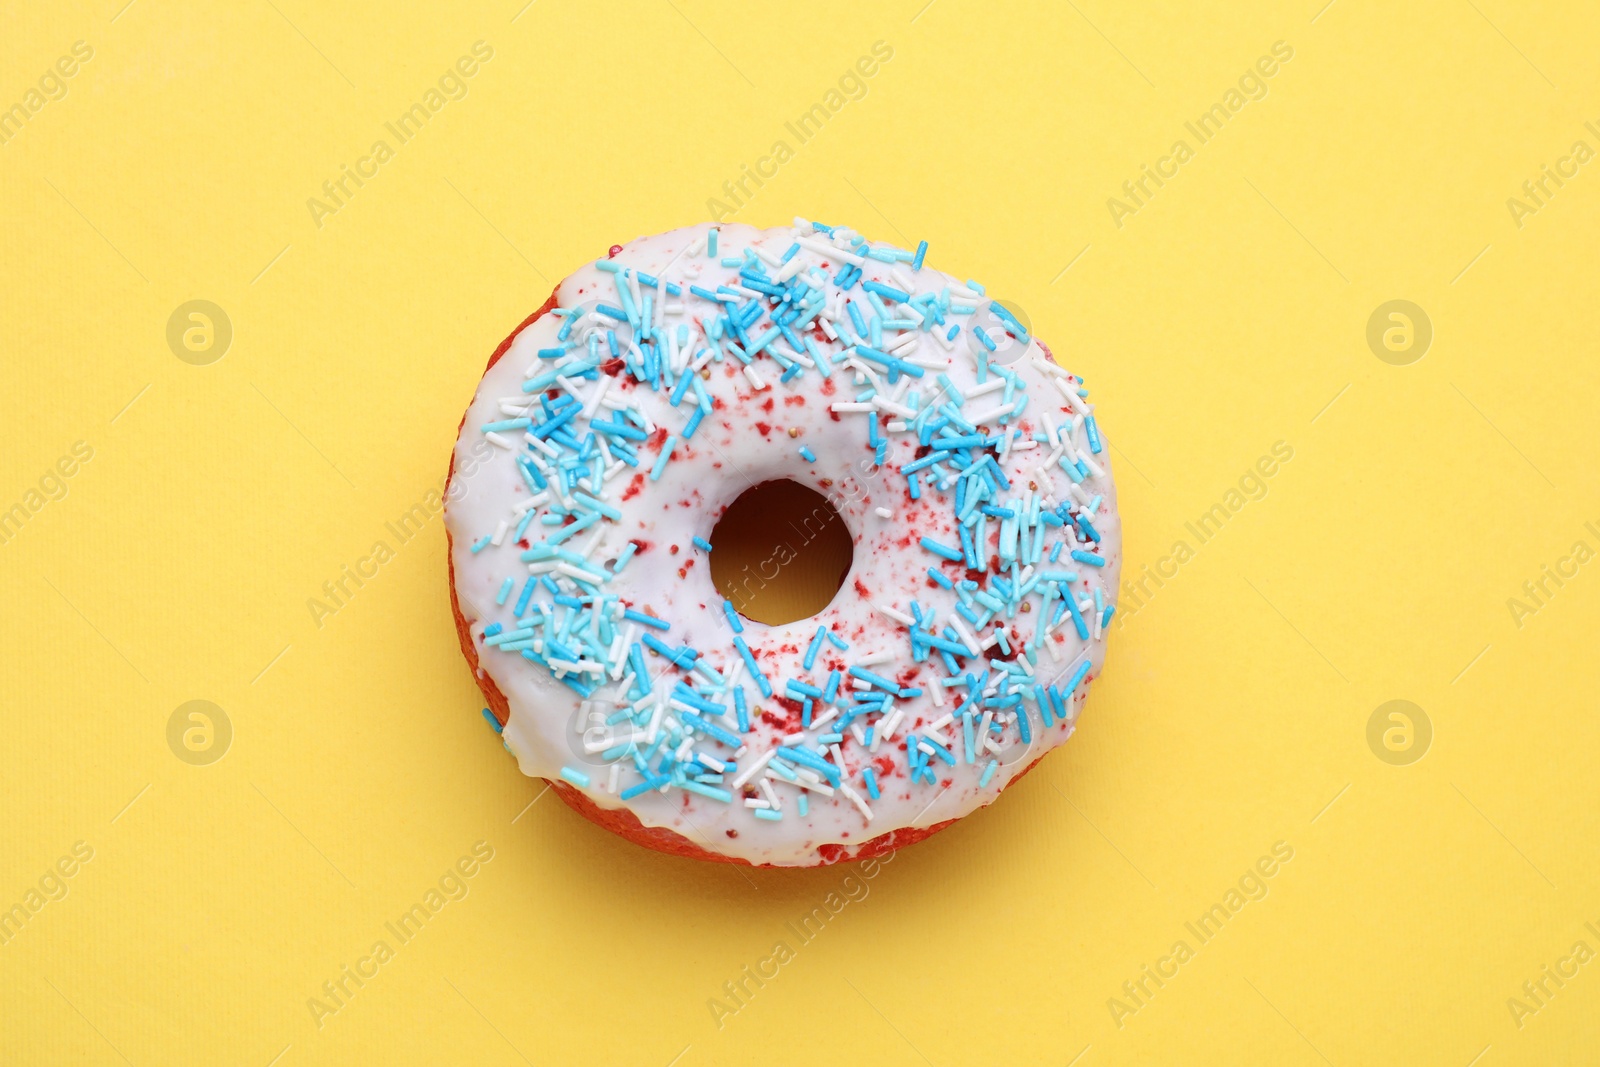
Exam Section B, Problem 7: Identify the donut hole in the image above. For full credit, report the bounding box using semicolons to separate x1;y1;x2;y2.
709;480;853;626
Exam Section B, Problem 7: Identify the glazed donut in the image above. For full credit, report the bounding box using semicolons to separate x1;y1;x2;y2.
445;220;1120;867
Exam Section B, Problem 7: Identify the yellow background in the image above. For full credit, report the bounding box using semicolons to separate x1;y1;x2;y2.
3;1;1598;1063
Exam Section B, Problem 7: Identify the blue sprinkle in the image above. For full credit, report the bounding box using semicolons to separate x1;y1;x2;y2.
799;445;816;462
753;808;782;821
469;535;492;554
1070;550;1106;568
734;636;772;697
979;758;998;788
912;240;928;271
649;435;678;480
495;578;514;605
862;280;911;304
693;536;714;553
623;609;670;631
559;767;591;787
862;766;881;799
481;708;503;734
920;536;963;562
513;576;537;616
621;775;668;800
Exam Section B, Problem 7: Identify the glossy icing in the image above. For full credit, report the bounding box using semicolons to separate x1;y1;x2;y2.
446;221;1120;865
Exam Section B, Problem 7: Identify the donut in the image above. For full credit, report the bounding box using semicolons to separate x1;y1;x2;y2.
445;220;1121;867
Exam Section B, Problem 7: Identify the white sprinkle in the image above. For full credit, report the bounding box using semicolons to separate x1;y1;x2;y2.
950;616;983;656
582;376;612;419
549;658;604;676
759;777;782;810
887;331;920;356
874;506;894;520
875;604;914;626
607;764;620;792
831;402;874;413
744;797;773;809
731;749;774;789
964;377;1006;399
513;493;549;515
790;772;835;796
524;433;561;458
485;430;515;450
839;783;873;822
743;365;768;390
556;562;607;585
490;520;509;546
798;236;866;265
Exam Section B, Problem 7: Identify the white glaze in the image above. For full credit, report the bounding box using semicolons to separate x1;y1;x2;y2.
446;222;1120;865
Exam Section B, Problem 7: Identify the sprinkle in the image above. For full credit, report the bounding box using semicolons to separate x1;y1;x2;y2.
649;435;678;480
978;758;998;787
799;445;816;462
559;767;591;787
1070;550;1106;568
693;536;714;553
495;577;514;605
481;708;503;734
